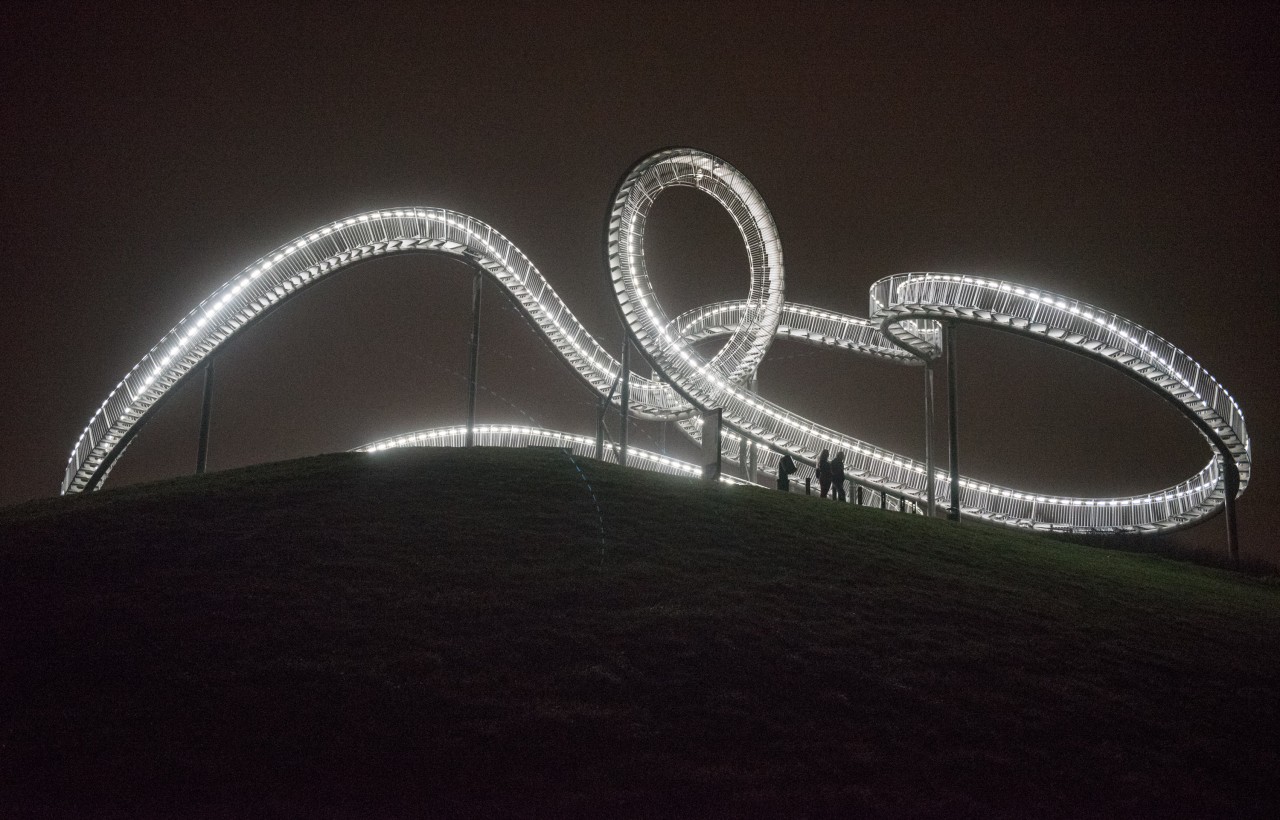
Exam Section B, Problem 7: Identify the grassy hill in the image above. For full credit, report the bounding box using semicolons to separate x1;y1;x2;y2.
2;447;1277;817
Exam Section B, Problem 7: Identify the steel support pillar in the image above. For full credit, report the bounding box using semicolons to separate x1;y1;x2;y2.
619;335;630;468
595;398;606;461
945;321;961;522
747;376;758;481
1223;457;1240;563
196;359;214;475
465;269;483;447
924;361;936;518
596;367;623;462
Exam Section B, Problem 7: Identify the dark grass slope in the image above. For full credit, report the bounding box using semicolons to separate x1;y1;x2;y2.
2;448;1278;817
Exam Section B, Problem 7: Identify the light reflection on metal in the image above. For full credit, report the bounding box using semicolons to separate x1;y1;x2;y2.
356;425;739;482
64;149;1249;541
353;424;917;512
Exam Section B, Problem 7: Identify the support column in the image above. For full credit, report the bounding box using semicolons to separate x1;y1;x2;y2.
924;360;936;518
596;368;622;462
465;269;483;447
747;375;758;481
196;359;214;475
595;397;606;461
945;321;961;522
1223;457;1240;563
619;335;630;468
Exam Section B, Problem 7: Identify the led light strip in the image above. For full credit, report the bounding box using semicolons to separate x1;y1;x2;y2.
65;149;1248;536
62;208;699;495
607;148;1249;534
354;424;920;514
354;424;748;482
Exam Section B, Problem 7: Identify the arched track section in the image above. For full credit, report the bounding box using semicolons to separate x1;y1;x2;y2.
355;424;737;482
62;207;697;495
355;422;926;511
353;424;920;512
871;273;1250;530
670;300;916;364
607;149;1249;533
66;147;1248;536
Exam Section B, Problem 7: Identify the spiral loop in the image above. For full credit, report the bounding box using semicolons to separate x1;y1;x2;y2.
65;148;1249;535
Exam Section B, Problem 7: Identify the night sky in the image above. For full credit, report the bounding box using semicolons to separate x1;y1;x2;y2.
3;2;1276;561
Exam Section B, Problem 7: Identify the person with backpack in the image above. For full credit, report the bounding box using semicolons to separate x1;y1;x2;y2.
776;453;797;491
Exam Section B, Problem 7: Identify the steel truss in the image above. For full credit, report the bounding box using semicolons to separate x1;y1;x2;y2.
63;149;1248;538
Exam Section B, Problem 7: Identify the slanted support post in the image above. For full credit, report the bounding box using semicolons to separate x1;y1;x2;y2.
747;376;758;481
1223;457;1240;563
945;321;961;522
619;334;630;468
595;397;606;461
924;360;936;518
596;365;623;462
465;268;483;447
196;359;214;475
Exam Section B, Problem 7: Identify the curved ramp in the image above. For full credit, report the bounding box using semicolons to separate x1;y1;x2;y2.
64;149;1249;536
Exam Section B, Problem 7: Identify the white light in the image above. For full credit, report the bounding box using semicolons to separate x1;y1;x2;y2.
62;153;1248;541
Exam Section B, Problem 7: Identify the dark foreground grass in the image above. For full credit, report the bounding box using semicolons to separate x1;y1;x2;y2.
1;448;1278;817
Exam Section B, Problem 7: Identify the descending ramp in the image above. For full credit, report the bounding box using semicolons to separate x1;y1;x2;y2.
64;148;1249;535
352;424;920;513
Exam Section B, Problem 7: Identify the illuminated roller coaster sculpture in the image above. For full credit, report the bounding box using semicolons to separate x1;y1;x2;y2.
354;424;914;513
62;148;1250;551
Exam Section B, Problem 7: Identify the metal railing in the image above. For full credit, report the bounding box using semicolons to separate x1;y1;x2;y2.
64;148;1248;542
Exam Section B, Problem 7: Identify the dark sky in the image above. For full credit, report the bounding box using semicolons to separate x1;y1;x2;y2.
3;1;1276;561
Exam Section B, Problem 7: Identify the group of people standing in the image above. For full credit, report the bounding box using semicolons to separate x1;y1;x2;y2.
815;449;846;501
773;449;847;501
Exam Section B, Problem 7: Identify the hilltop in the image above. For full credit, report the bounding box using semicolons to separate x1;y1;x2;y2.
2;448;1277;817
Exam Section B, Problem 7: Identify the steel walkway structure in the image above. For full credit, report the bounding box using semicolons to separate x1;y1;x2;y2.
353;424;920;513
63;148;1249;539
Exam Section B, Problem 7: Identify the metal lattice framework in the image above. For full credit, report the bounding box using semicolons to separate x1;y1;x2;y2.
354;425;916;512
358;425;709;478
64;148;1249;537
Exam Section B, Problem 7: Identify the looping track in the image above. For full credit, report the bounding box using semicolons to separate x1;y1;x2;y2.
64;148;1248;535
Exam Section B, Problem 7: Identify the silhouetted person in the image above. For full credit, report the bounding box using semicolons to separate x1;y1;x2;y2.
816;449;832;498
831;451;846;502
776;453;797;491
